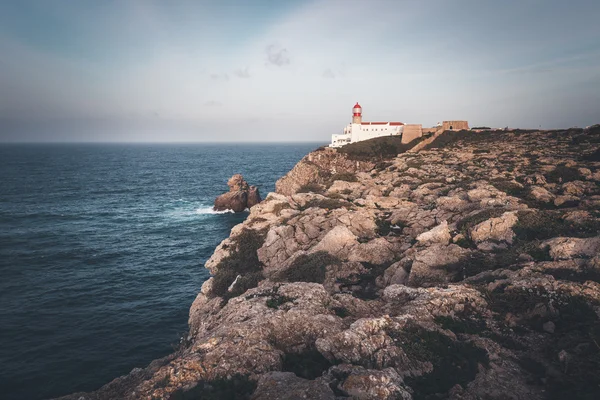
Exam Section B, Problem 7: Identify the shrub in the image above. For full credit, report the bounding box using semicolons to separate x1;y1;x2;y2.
546;165;583;183
299;198;352;211
338;136;421;161
425;130;499;149
168;374;256;400
491;180;527;198
266;293;294;309
210;229;267;299
297;183;324;194
271;202;291;216
582;148;600;162
281;349;332;380
273;251;340;284
392;323;489;398
329;172;358;182
455;209;507;237
514;210;598;240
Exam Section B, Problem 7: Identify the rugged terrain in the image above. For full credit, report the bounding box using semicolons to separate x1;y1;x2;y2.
60;127;600;400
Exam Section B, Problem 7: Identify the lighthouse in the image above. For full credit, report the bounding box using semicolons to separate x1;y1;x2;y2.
329;102;405;147
352;102;362;124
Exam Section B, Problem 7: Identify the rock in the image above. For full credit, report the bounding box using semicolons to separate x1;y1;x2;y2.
543;321;555;334
251;372;335;400
311;225;359;258
469;211;518;244
542;236;600;260
348;237;396;265
335;366;412;400
562;181;586;196
554;195;580;207
529;186;555;203
416;221;451;245
214;174;262;212
60;127;600;400
275;149;374;196
248;186;261;208
436;196;471;212
381;261;410;286
408;244;470;287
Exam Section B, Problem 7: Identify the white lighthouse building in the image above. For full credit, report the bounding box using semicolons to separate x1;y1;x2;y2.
329;103;404;147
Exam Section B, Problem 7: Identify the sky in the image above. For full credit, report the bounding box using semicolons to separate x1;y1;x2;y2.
0;0;599;142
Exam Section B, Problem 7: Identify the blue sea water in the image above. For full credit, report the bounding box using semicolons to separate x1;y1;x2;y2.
0;143;319;400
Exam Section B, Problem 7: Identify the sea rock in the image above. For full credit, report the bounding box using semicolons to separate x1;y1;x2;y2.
214;174;262;212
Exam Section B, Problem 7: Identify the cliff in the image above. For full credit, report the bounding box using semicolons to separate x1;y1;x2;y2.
59;127;600;400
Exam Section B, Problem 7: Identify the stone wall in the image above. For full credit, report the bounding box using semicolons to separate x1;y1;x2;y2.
442;120;469;130
401;124;423;144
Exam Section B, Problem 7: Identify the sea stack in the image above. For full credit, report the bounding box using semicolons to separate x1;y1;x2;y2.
214;174;261;212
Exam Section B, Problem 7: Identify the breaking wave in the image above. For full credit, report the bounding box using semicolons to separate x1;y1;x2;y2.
195;206;236;215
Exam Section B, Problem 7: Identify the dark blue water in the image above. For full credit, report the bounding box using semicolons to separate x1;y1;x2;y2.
0;143;319;400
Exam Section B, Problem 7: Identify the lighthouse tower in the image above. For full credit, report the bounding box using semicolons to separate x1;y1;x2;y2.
352;102;362;124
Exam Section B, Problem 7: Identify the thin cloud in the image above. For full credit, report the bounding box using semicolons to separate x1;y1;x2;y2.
210;73;229;81
322;68;335;79
234;67;251;78
265;44;290;67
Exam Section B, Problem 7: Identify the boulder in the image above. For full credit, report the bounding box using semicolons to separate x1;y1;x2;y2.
333;365;412;400
469;211;518;244
529;186;555;203
214;174;262;212
408;244;470;287
542;236;600;260
416;221;451;245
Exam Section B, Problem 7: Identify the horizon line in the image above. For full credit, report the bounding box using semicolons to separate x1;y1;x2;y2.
0;140;328;145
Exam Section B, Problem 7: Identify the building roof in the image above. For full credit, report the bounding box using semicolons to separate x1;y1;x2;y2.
360;122;404;126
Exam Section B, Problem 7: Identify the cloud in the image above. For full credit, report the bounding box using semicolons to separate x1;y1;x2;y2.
265;44;290;67
204;101;223;107
322;68;335;79
210;73;229;81
234;67;251;78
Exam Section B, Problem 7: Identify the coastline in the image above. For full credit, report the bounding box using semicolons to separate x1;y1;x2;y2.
57;128;600;400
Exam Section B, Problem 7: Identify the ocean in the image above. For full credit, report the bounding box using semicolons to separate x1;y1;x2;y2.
0;143;319;400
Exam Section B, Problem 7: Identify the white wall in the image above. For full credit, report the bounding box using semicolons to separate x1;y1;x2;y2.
330;123;404;147
350;123;403;142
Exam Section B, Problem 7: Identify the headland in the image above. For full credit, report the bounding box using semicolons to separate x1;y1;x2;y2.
58;126;600;400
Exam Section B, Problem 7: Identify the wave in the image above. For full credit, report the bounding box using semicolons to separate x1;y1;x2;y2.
194;206;236;215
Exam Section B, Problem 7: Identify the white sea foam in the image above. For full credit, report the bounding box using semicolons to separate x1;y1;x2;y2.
194;206;235;215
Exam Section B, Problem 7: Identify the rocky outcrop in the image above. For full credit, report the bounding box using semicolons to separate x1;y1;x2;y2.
275;147;375;196
58;127;600;400
214;174;261;212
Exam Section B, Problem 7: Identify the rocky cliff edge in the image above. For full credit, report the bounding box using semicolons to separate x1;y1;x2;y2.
59;128;600;400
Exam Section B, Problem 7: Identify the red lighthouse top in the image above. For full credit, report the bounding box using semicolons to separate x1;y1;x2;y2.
353;102;362;117
353;102;362;109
